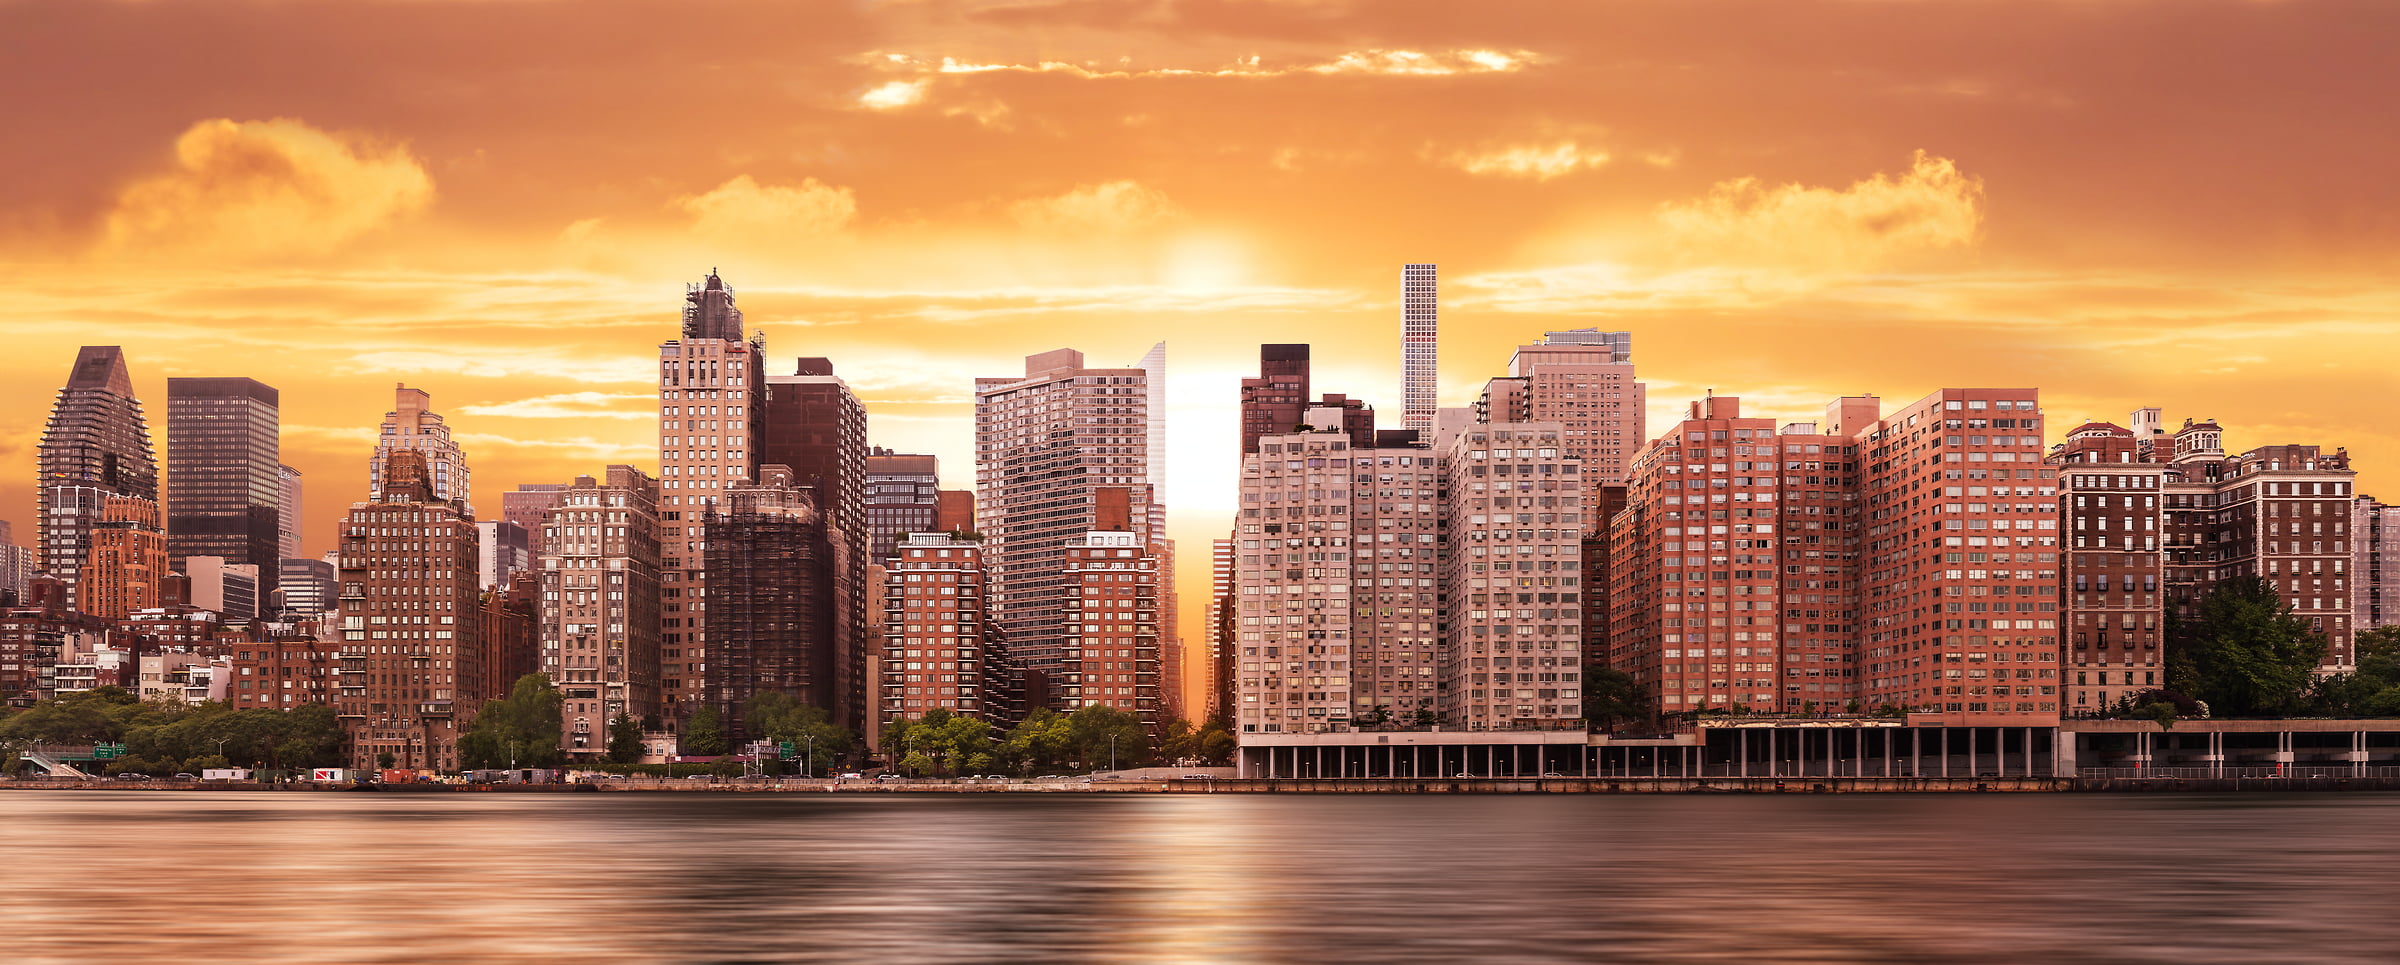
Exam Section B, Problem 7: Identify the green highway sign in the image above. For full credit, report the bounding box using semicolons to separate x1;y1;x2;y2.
94;743;125;760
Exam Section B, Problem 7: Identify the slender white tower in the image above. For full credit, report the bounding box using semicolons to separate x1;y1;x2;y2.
1402;264;1437;435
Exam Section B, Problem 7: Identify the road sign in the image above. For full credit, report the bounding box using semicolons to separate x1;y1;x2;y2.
779;742;796;757
94;743;124;760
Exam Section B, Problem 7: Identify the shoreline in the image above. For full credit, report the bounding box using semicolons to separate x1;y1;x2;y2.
9;775;2396;794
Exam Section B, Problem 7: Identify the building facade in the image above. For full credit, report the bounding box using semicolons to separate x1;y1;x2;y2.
702;466;835;739
1401;264;1437;435
657;270;766;718
369;384;471;515
38;346;159;610
334;451;489;771
974;349;1157;707
2359;496;2400;631
880;533;1018;725
1061;527;1161;727
865;448;940;561
166;377;282;589
278;464;304;561
537;466;661;759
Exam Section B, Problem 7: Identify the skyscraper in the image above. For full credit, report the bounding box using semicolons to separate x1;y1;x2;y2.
1240;344;1313;455
1137;341;1168;510
760;357;869;729
657;270;766;715
1488;329;1646;489
865;449;940;562
975;349;1156;706
1401;264;1438;435
704;466;835;737
538;466;662;759
278;464;304;560
335;449;490;771
167;377;282;590
38;347;159;609
370;384;471;515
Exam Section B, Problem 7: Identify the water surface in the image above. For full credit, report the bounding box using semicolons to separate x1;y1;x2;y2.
2;791;2391;963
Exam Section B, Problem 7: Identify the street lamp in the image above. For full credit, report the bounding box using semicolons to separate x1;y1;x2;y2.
805;734;815;780
1110;733;1118;773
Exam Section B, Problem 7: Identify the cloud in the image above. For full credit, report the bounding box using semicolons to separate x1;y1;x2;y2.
858;78;929;110
458;392;655;420
676;174;857;239
1657;151;1984;268
99;118;433;259
1008;180;1180;233
1447;142;1611;181
866;48;1539;82
341;349;653;385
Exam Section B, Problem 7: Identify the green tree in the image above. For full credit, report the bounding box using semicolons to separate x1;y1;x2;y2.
1584;668;1645;730
606;712;645;764
681;703;729;757
744;692;855;774
1065;704;1147;772
458;674;567;769
882;708;996;776
998;709;1074;774
2169;577;2328;717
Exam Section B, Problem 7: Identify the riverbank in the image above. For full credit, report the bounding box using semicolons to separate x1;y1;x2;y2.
17;774;2400;792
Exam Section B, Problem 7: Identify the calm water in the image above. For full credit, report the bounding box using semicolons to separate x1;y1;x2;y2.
2;791;2394;964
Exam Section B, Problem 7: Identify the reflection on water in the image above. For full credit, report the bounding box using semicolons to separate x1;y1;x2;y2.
2;791;2396;964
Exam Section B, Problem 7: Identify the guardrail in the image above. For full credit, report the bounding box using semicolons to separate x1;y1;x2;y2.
2079;765;2400;780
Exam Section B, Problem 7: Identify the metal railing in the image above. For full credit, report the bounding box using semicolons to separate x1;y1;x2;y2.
2080;765;2400;780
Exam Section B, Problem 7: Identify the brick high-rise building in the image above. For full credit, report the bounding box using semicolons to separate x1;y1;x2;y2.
703;466;836;738
865;448;939;562
1608;391;2056;723
2051;421;2168;713
166;377;281;590
1401;264;1438;435
227;624;339;711
1483;329;1646;490
369;384;471;515
934;490;974;534
1240;344;1312;454
761;358;869;730
881;532;1019;726
38;346;159;611
538;466;661;759
975;349;1157;707
657;270;766;718
502;484;570;538
334;450;490;771
1443;422;1586;729
1060;513;1162;728
81;495;166;620
2154;419;2359;669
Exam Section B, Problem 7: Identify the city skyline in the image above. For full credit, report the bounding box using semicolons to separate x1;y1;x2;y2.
6;1;2400;659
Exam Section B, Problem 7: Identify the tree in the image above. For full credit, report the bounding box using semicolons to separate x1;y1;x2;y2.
883;708;996;776
2169;577;2328;717
681;703;729;757
998;708;1074;775
1584;668;1645;730
606;712;645;764
744;692;855;774
1064;704;1147;772
459;674;567;769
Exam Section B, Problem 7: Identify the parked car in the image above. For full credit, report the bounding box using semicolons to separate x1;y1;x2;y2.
1181;774;1216;781
115;773;150;781
876;773;903;782
170;773;199;781
838;772;863;780
1541;772;1566;778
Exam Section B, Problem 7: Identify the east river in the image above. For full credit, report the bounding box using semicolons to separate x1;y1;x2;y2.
3;792;2395;963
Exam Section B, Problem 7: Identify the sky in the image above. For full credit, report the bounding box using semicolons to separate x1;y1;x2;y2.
4;0;2399;705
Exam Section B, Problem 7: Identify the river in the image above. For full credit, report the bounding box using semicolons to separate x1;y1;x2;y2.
2;792;2393;963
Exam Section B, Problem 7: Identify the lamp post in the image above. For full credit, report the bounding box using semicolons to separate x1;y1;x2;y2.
1110;734;1118;773
805;734;815;780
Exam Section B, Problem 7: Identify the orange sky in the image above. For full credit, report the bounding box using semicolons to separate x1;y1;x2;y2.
5;0;2399;705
